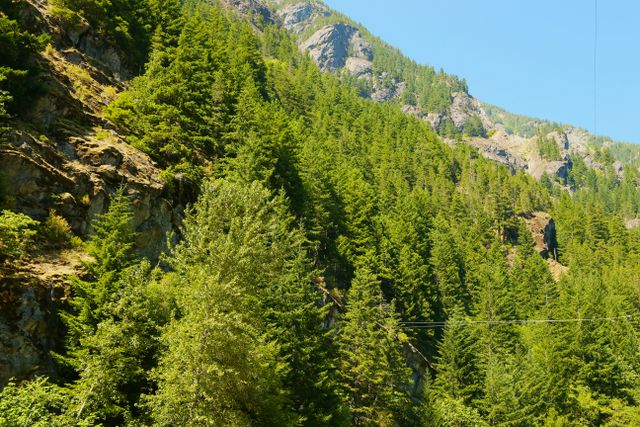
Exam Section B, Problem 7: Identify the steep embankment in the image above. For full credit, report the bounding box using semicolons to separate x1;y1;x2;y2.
0;0;192;383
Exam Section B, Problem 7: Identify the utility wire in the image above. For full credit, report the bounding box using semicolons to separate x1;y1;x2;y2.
317;283;436;369
594;0;598;137
399;314;634;329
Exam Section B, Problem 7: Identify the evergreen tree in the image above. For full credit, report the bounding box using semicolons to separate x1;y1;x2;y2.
510;220;555;318
57;188;138;374
150;179;343;425
434;311;481;405
464;115;486;138
429;214;468;317
337;263;413;425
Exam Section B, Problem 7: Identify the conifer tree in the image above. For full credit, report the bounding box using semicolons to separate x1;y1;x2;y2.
434;311;481;406
429;214;468;317
510;220;555;318
150;179;343;425
58;188;137;373
337;263;413;425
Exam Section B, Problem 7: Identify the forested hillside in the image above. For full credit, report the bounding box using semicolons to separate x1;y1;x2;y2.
2;0;640;426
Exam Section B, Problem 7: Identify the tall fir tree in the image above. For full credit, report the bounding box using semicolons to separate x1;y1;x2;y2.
337;263;413;426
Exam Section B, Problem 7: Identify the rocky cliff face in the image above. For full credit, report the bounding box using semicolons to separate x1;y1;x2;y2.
0;0;192;384
278;1;329;34
526;212;558;259
220;0;276;27
4;0;193;255
300;23;373;72
276;2;399;97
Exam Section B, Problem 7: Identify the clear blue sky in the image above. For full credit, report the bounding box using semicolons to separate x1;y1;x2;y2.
323;0;640;143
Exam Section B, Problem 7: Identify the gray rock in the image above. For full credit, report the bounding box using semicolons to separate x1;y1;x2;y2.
345;57;373;79
477;143;528;173
302;24;356;70
424;112;442;131
277;2;331;34
220;0;275;26
280;2;316;26
350;32;373;60
371;86;395;103
529;159;570;180
449;92;492;132
525;212;558;259
0;284;62;386
301;23;372;72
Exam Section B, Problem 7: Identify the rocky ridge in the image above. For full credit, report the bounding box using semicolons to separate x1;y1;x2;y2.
267;0;631;181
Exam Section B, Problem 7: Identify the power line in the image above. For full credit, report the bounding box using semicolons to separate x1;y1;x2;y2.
594;0;598;136
399;314;634;329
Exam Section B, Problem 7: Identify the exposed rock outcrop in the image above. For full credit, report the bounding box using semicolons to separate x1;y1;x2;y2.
370;77;406;103
525;212;558;259
277;1;329;33
0;282;63;385
220;0;275;27
300;23;372;72
273;1;628;179
345;57;373;79
449;92;492;131
0;250;85;385
0;0;193;384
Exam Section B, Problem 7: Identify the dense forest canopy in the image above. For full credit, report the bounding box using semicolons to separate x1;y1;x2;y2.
2;0;640;426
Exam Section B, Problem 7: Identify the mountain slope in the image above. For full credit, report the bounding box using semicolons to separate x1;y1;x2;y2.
1;0;640;425
268;0;640;181
0;0;191;384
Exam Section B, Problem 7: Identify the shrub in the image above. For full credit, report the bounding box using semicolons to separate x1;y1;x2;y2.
43;209;72;243
0;210;38;261
0;377;68;426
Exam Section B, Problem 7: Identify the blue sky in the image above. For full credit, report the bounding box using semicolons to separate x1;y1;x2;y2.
322;0;640;143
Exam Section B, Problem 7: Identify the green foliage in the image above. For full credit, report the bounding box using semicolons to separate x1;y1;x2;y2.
439;116;459;138
0;210;38;262
50;0;163;69
0;11;48;116
337;265;413;425
0;85;9;131
85;188;137;279
268;0;467;129
432;397;489;427
4;1;640;425
463;114;486;137
56;188;138;380
68;262;171;424
0;378;69;427
537;133;563;161
150;179;344;425
429;215;467;316
435;312;481;405
42;210;73;244
482;102;561;138
106;4;267;180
